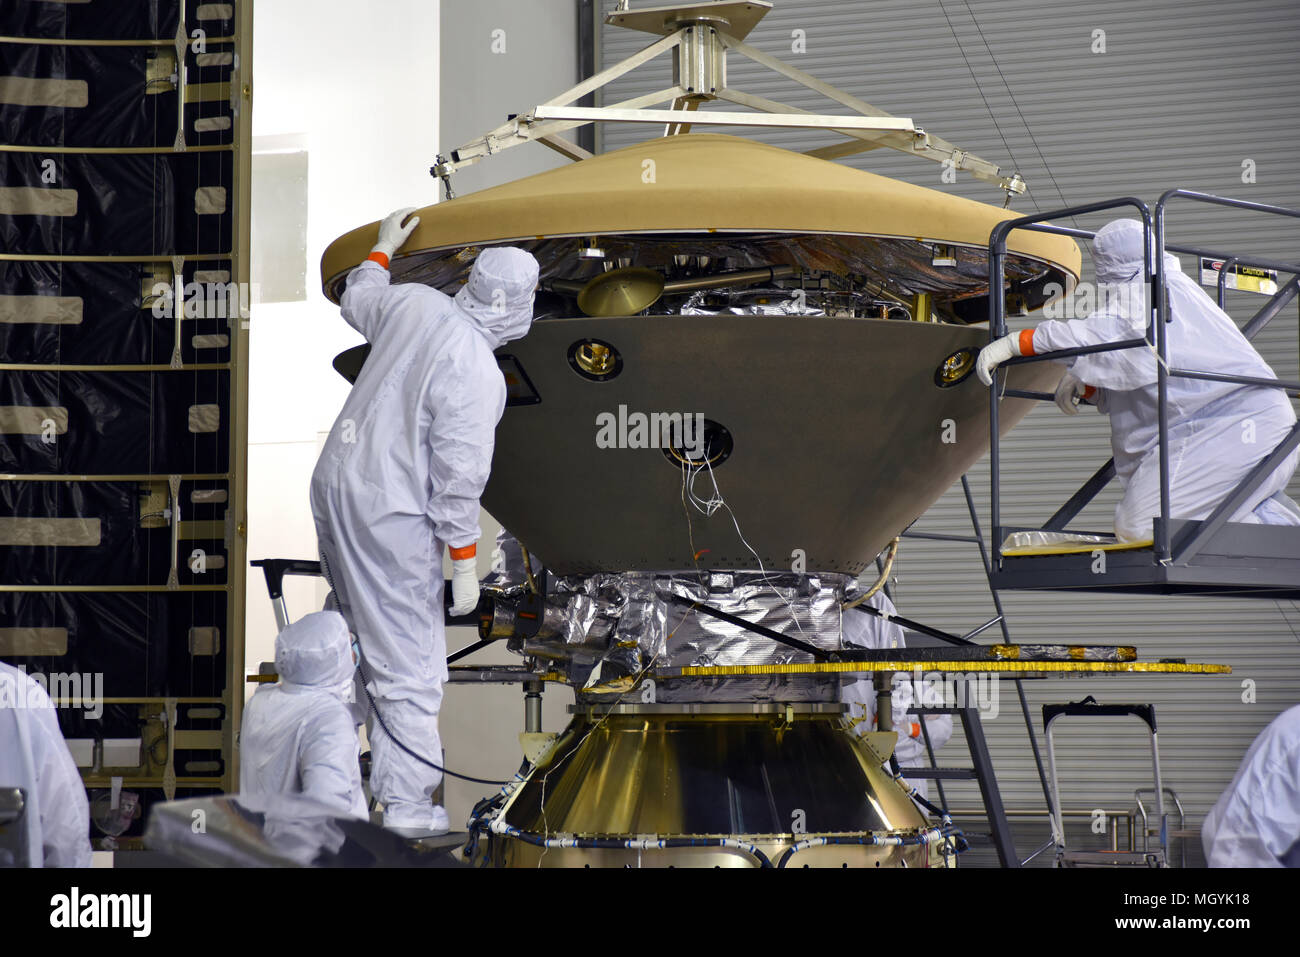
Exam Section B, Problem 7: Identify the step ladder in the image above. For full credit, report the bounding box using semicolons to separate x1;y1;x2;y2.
1043;697;1168;867
903;698;1018;867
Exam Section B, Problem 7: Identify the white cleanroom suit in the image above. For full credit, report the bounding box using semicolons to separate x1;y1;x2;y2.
1203;704;1300;867
311;208;539;830
840;592;953;802
978;218;1299;541
240;611;368;819
0;662;92;867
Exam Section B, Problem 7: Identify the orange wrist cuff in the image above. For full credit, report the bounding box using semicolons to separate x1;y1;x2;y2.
1083;385;1097;400
367;251;390;269
449;543;476;561
1018;328;1037;357
910;721;921;739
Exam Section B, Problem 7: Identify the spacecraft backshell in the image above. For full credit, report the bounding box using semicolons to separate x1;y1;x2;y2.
320;133;1080;300
484;313;1057;576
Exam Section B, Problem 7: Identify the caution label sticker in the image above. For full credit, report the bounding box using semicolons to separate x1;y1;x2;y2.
1200;258;1279;295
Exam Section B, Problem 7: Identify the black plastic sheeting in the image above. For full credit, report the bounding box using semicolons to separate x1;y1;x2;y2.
0;0;180;41
0;369;230;473
0;589;227;699
0;151;232;256
0;259;235;365
95;788;224;840
1;0;241;834
179;42;240;145
0;480;229;587
0;42;235;148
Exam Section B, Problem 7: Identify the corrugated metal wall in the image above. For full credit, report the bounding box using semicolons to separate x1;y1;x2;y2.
599;0;1300;859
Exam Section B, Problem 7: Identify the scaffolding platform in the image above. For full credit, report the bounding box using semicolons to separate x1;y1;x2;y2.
984;188;1300;602
992;519;1300;599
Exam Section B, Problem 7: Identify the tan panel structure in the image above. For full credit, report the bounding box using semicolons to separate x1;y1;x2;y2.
322;133;1080;298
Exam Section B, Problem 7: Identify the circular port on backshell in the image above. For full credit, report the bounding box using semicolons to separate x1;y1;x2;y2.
934;347;977;387
662;418;734;470
568;338;623;381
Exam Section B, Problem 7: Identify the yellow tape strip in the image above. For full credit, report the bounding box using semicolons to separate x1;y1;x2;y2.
1002;538;1155;557
989;644;1138;661
678;660;1231;677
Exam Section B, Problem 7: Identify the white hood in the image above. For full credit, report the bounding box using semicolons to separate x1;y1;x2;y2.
275;610;354;699
453;246;540;349
1092;218;1180;284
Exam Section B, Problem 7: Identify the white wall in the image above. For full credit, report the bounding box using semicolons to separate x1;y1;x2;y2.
246;0;441;674
437;0;582;829
247;0;584;830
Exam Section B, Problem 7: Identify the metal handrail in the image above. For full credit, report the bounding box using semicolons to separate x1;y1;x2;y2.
986;188;1300;568
1154;189;1300;563
987;198;1154;564
1135;786;1187;867
944;807;1138;854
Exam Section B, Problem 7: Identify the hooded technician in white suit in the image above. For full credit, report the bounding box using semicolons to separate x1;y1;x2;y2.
311;208;540;832
0;661;92;867
1202;704;1300;867
240;610;367;819
977;218;1299;541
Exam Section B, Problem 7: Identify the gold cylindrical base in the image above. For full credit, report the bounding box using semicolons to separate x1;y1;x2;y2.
481;710;953;868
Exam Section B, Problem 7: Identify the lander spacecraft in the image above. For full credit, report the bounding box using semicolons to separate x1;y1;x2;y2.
317;2;1161;868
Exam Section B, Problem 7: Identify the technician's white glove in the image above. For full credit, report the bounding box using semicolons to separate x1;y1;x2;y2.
975;331;1030;386
449;554;480;616
370;206;421;262
1054;370;1089;415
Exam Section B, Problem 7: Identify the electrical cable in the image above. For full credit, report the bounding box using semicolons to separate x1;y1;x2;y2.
842;537;900;610
680;456;810;634
318;553;510;787
520;543;539;594
956;0;1076;223
355;662;509;786
935;0;1024;187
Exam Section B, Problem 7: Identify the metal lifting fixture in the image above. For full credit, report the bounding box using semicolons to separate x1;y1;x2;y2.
431;1;1027;200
